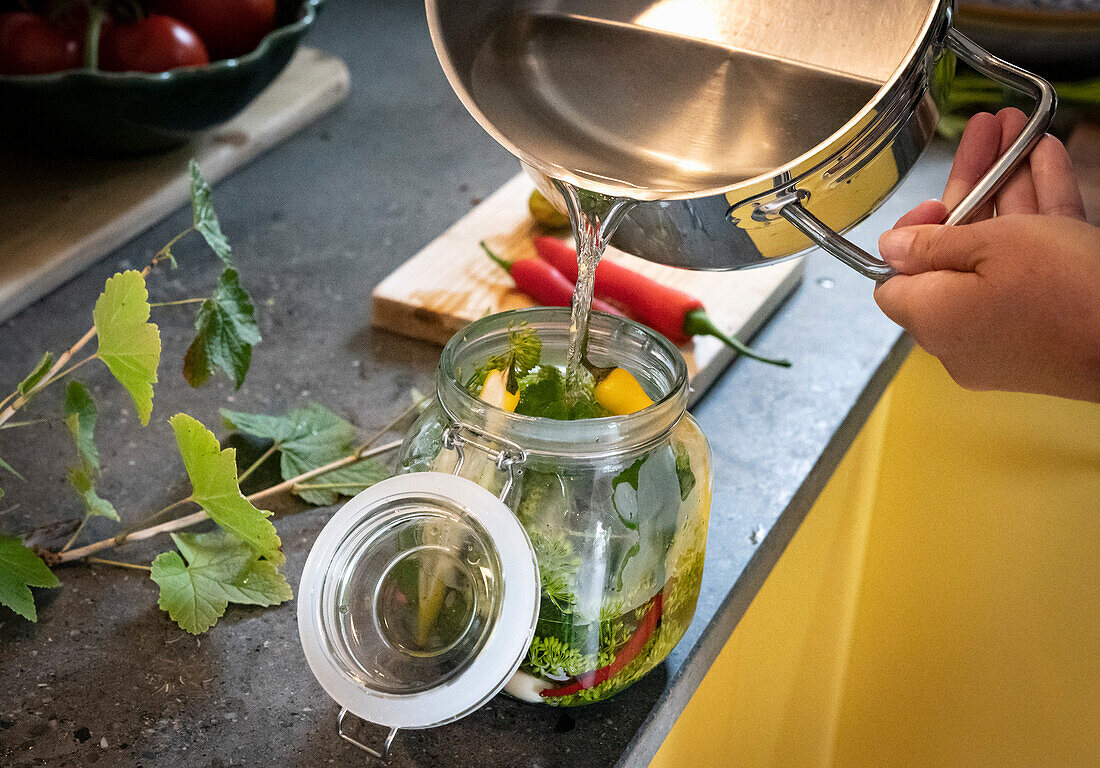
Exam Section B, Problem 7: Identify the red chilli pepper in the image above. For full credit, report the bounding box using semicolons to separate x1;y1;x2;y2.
540;591;664;699
533;236;790;367
481;242;621;316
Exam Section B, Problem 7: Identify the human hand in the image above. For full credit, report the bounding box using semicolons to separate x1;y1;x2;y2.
874;109;1100;402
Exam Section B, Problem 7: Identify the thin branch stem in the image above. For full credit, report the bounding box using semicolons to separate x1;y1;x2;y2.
356;394;431;453
60;517;89;553
87;557;151;572
52;440;403;565
237;444;279;484
120;496;194;537
153;227;194;264
292;482;377;490
0;418;61;430
0;327;97;428
150;298;207;308
0;390;17;412
0;225;193;434
247;439;403;504
34;354;98;392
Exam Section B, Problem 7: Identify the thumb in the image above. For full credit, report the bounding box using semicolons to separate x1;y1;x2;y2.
878;224;986;275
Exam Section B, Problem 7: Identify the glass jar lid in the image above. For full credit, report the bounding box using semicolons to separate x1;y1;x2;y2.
297;472;540;729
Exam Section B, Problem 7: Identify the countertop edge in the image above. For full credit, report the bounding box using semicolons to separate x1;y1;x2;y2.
616;330;915;768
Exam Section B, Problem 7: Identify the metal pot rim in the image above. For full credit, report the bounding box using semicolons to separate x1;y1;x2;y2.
425;0;948;201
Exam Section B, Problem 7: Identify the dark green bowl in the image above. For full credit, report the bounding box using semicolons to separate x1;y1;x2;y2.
0;0;323;155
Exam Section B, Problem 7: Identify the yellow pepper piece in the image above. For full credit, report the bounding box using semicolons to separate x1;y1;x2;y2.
478;368;520;412
594;368;654;415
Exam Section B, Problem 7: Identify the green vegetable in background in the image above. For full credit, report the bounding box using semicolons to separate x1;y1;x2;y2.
528;189;570;230
937;64;1100;140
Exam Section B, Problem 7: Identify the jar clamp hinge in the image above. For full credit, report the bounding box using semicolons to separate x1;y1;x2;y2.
441;423;527;500
337;707;399;759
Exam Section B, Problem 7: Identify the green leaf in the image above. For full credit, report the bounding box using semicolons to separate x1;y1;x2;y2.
510;364;606;420
18;352;54;396
151;530;291;634
189;160;232;266
182;269;261;389
514;365;568;419
67;466;118;522
150;551;226;635
93;271;161;426
612;456;645;494
219;557;293;607
674;443;696;502
64;381;99;472
0;454;21;481
170;414;282;562
0;534;60;621
221;403;390;506
303;458;391;500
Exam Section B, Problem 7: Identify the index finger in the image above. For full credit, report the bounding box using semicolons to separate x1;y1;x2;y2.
942;112;1001;219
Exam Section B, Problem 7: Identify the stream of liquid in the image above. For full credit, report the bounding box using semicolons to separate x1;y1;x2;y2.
469;9;884;395
557;183;637;397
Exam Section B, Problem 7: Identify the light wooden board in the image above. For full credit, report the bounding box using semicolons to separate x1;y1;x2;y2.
0;47;350;323
372;174;804;402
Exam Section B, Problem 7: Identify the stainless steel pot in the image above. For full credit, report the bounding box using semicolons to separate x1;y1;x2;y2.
427;0;1055;279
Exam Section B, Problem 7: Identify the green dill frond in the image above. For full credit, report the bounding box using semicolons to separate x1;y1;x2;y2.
525;635;593;679
531;532;580;612
506;325;541;376
465;324;541;393
545;630;662;707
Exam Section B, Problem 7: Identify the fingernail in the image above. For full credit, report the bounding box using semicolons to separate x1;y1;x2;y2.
879;229;916;268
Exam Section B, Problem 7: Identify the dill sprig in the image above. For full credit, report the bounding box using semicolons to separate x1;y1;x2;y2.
530;532;580;612
467;324;542;391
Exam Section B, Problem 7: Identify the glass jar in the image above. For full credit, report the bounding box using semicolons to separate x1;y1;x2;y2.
298;308;710;751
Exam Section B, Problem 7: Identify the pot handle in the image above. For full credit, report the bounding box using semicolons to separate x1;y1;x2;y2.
777;28;1056;281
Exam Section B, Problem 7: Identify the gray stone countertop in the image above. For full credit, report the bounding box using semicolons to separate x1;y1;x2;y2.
0;0;956;765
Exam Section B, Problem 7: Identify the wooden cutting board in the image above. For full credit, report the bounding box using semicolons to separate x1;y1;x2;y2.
0;47;349;323
372;174;805;401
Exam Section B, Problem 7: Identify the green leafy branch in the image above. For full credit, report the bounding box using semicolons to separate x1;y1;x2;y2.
0;160;421;634
53;415;408;566
0;160;254;436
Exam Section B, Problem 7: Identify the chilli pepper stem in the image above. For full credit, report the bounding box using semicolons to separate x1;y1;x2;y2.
480;241;512;273
682;309;792;367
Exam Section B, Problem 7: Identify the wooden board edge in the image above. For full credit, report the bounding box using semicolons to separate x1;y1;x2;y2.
685;258;805;407
370;293;469;347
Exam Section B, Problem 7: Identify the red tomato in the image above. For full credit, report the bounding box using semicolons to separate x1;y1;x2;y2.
98;15;209;72
0;12;82;75
151;0;277;61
